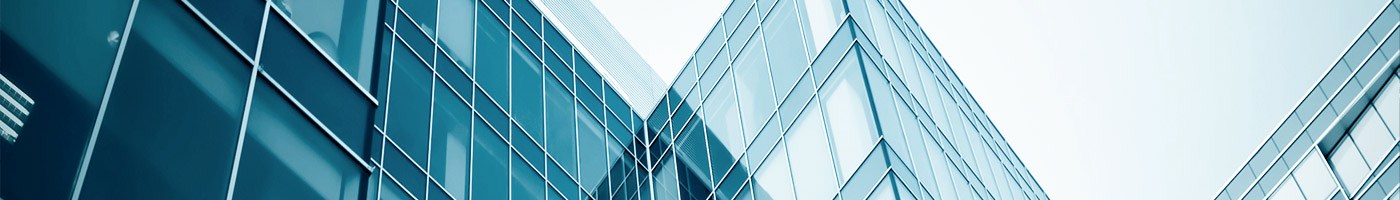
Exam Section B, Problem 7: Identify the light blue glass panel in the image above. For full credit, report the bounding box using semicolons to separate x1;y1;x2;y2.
734;36;776;136
1350;108;1396;165
387;40;433;167
784;101;838;200
820;56;878;181
753;140;796;200
705;72;746;159
234;78;364;200
1374;76;1399;137
1271;177;1305;200
438;0;475;71
1330;138;1370;192
476;5;511;109
270;0;379;85
544;76;579;176
763;0;810;95
1296;150;1338;199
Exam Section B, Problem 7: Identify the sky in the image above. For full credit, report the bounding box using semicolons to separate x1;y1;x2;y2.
591;0;1389;199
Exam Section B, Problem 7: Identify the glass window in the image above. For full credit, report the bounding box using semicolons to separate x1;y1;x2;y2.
475;5;512;109
269;0;379;86
512;36;546;139
1271;177;1305;200
784;102;838;200
1350;108;1396;166
386;40;434;167
184;0;264;55
233;77;365;200
263;13;375;156
820;57;878;181
705;72;746;159
430;79;470;197
544;77;579;176
397;0;438;32
578;103;612;190
1330;137;1371;192
0;0;131;197
753;140;795;200
438;0;475;72
1296;150;1339;199
78;0;249;198
1373;76;1398;137
734;37;777;136
471;112;511;199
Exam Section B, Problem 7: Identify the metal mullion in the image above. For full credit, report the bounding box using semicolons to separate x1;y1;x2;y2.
70;0;140;198
223;3;272;199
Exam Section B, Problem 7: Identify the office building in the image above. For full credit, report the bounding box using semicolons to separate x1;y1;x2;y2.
0;0;1045;199
1214;1;1400;200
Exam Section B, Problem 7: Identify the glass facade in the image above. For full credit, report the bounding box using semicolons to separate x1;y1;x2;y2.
1216;1;1400;200
0;0;1044;199
636;0;1047;199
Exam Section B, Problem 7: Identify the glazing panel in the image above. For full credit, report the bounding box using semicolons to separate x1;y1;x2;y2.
184;0;263;55
430;79;471;197
1271;177;1305;200
785;102;838;200
545;76;580;176
396;0;437;31
438;0;476;71
512;36;547;139
80;0;249;197
387;40;434;167
0;0;131;197
753;140;796;200
1351;108;1396;165
1296;150;1338;199
269;0;379;85
263;12;375;155
821;58;878;181
1330;138;1370;192
476;5;512;109
1374;76;1399;137
471;116;511;199
233;77;364;200
734;37;777;136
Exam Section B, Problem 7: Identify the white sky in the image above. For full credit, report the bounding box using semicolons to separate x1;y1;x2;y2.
592;0;1389;199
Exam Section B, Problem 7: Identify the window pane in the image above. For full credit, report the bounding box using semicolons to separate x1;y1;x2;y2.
0;0;131;197
1296;150;1338;199
233;77;365;200
80;0;250;198
430;79;470;197
820;58;878;181
270;0;379;86
1330;138;1370;193
471;115;510;199
263;13;374;156
386;40;434;167
1271;177;1305;200
785;102;838;200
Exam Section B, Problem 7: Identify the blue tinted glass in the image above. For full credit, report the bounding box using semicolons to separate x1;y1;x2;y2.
439;0;476;71
185;0;263;55
263;12;374;156
384;146;427;197
476;5;511;109
544;77;579;175
387;40;433;166
82;0;249;197
511;153;548;200
471;113;511;199
512;0;543;30
512;37;546;138
234;77;365;200
0;0;130;197
430;79;471;197
397;0;438;31
395;10;436;64
270;0;379;86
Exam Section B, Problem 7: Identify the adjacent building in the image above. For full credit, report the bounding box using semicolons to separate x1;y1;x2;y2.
0;0;1045;199
1214;1;1400;200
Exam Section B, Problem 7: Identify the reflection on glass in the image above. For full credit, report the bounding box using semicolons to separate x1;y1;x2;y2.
271;0;379;86
233;77;364;200
785;102;838;200
80;0;248;198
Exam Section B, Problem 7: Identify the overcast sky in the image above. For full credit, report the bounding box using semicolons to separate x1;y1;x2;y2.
590;0;1388;199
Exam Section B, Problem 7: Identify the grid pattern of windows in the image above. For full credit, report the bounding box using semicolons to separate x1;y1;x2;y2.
637;0;1047;199
1217;1;1400;200
1;0;1048;199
